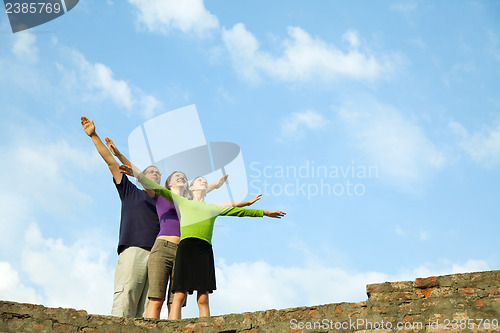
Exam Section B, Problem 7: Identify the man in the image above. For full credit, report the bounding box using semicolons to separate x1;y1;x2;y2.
81;116;160;318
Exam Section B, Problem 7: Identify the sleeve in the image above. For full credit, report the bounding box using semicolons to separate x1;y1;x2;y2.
114;175;135;200
139;175;176;203
217;206;264;218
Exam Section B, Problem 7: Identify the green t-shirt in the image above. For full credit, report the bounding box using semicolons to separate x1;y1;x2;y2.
140;176;264;245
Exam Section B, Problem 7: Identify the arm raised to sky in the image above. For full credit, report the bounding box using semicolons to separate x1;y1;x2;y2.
105;137;132;167
107;138;155;198
81;116;122;184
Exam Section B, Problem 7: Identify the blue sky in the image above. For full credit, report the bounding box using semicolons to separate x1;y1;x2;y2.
0;0;499;319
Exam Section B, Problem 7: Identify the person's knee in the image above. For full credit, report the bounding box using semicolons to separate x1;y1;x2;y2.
197;294;209;306
149;298;164;308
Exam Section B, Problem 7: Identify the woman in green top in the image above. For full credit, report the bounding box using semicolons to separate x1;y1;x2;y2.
119;164;285;319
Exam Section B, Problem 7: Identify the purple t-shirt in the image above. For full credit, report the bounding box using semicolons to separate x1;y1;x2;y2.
114;175;160;254
153;194;181;237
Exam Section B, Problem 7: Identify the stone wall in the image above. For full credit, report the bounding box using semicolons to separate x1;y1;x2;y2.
1;270;499;332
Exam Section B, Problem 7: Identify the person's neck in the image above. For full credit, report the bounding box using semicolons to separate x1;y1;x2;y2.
191;190;206;202
170;186;184;197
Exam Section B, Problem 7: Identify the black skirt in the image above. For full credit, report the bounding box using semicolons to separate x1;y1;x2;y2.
172;237;216;294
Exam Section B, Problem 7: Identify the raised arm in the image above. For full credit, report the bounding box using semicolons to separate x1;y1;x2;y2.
214;194;262;208
105;137;132;167
81;116;122;184
207;174;228;193
104;137;156;198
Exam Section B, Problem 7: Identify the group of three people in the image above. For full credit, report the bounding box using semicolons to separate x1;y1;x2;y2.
81;116;285;320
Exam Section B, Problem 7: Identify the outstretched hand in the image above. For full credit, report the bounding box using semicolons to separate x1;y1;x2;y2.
80;116;96;137
215;174;228;188
119;164;138;178
248;194;262;205
264;210;286;219
105;137;120;156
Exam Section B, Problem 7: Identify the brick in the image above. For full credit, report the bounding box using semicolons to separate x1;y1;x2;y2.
416;288;435;298
32;322;45;330
486;286;499;295
53;322;72;333
367;281;400;295
391;281;414;291
427;287;455;298
7;317;24;330
289;329;304;333
427;313;445;322
415;276;439;289
452;312;469;320
427;324;462;332
459;287;479;296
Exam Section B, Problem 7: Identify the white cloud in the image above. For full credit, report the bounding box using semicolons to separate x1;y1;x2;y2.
342;30;360;48
450;120;500;168
21;223;114;314
390;2;418;14
2;139;96;219
0;262;40;304
0;126;116;315
93;63;134;109
336;99;445;189
71;51;133;109
12;31;38;62
2;33;162;119
140;94;163;119
400;259;491;278
281;110;329;139
128;0;219;35
0;129;103;256
222;24;397;83
67;49;162;118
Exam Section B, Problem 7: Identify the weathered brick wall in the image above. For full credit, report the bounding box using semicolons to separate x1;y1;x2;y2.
1;270;499;332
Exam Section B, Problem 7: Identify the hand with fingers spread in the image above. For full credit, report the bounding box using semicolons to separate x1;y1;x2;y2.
248;194;262;205
207;174;229;193
215;174;228;188
105;137;121;157
80;116;120;176
81;116;96;137
119;164;141;179
263;210;286;219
